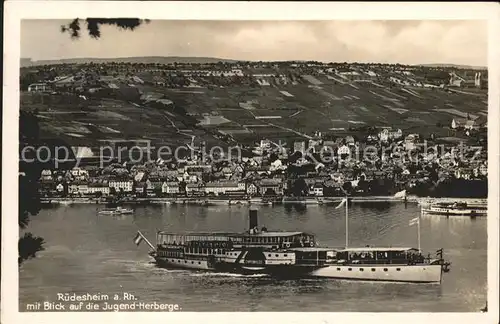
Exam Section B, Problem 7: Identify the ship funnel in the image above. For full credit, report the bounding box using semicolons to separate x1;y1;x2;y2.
249;208;258;231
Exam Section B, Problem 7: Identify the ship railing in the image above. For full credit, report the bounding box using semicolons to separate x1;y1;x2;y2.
245;260;265;265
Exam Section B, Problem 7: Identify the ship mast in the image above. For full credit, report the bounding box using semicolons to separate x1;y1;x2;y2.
417;215;421;253
336;190;349;248
345;195;349;248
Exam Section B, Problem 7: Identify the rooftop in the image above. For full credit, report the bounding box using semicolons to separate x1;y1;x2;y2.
337;247;418;252
157;230;310;238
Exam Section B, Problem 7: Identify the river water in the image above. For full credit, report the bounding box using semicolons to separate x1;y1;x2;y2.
19;202;487;312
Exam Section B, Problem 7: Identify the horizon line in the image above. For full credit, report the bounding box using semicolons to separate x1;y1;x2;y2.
21;56;488;69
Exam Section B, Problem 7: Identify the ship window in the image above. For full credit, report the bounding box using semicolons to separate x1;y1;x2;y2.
268;254;271;257
396;268;401;271
359;268;364;272
337;268;341;271
383;268;388;272
284;254;288;257
371;268;376;272
184;260;187;263
191;261;194;264
275;254;279;257
348;268;352;271
198;262;201;264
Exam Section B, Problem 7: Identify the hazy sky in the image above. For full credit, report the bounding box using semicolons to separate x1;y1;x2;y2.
21;20;488;66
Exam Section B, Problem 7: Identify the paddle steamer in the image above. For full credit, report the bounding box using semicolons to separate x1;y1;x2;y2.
421;201;487;216
134;206;450;283
135;209;330;276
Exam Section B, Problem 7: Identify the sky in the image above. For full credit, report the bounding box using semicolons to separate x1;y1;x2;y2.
21;20;488;66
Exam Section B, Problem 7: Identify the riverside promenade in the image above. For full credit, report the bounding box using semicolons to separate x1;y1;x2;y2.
40;196;487;206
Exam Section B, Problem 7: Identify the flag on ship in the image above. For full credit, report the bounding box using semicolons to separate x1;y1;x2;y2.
409;217;419;226
133;232;144;246
394;189;407;199
336;198;347;209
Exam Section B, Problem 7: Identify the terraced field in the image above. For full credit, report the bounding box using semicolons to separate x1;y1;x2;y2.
21;69;487;149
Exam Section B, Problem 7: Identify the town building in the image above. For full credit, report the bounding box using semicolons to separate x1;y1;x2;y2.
109;179;134;192
258;178;283;196
162;182;180;195
186;183;203;196
246;183;258;196
204;181;243;195
28;83;52;92
293;141;306;153
87;184;110;196
70;167;89;181
378;128;403;142
69;182;88;195
313;184;324;197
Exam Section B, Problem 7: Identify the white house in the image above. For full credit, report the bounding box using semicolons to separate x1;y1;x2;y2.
204;181;241;195
378;128;403;142
313;184;324;197
28;83;51;92
464;120;479;130
87;184;110;196
337;145;350;157
69;183;88;195
479;163;488;176
330;172;345;183
162;182;180;194
246;183;258;196
40;169;53;181
109;179;133;192
70;167;89;181
258;179;284;196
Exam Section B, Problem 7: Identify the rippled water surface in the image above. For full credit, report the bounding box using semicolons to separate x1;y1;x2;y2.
19;202;487;311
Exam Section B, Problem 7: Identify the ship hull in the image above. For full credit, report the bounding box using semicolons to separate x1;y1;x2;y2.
422;208;487;216
308;264;442;283
154;256;317;277
155;257;213;271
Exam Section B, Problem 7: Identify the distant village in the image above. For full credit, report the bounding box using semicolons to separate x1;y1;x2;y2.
22;60;488;94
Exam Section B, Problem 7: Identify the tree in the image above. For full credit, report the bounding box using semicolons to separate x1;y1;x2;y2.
18;111;45;264
291;178;308;197
61;18;150;39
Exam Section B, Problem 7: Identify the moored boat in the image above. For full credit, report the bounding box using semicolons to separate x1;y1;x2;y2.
421;201;487;216
99;206;134;215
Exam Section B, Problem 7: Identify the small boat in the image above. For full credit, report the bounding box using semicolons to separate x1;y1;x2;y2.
98;206;134;215
308;247;449;283
307;197;450;283
421;201;487;216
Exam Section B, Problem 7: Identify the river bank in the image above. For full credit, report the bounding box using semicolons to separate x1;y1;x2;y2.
41;196;487;206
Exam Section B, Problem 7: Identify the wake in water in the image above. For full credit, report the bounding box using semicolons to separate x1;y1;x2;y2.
139;261;270;278
190;272;270;278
